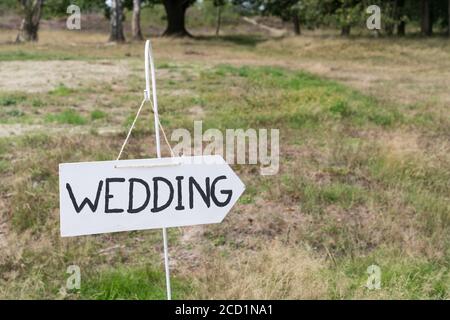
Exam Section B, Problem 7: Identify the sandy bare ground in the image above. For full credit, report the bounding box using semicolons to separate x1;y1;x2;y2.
0;60;130;93
242;17;287;37
0;124;123;138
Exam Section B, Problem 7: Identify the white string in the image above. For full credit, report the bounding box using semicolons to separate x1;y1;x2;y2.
149;99;176;158
116;98;146;161
116;98;175;161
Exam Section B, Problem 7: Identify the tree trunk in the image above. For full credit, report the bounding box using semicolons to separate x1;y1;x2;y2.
396;0;406;36
109;0;126;42
421;0;432;36
163;0;191;37
397;20;406;36
16;0;43;43
215;6;222;36
293;14;301;35
341;25;351;36
447;0;450;36
132;0;143;40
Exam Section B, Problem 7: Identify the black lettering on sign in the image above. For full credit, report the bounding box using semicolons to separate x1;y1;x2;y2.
128;178;151;214
211;175;232;207
105;178;125;213
189;177;211;209
151;177;174;213
66;174;234;215
175;176;185;211
66;181;103;213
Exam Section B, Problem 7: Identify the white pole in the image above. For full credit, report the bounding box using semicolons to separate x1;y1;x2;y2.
145;39;172;300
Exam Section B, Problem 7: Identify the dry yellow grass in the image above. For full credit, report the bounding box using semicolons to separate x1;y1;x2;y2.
189;242;328;299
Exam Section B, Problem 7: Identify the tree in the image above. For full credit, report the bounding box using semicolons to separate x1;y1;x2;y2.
429;0;450;36
132;0;143;40
161;0;196;37
214;0;226;36
16;0;44;42
236;0;305;36
293;10;301;35
109;0;126;42
0;0;17;12
396;0;406;36
43;0;106;17
333;0;363;36
123;0;145;40
233;0;326;36
267;0;302;35
448;0;450;36
421;0;432;35
383;1;397;36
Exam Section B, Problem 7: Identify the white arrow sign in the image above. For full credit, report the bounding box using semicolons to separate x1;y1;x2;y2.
59;155;245;237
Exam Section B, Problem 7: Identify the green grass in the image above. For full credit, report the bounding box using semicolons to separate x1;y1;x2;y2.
80;266;191;300
49;84;74;96
90;109;107;121
202;65;403;130
281;176;368;213
0;50;78;61
45;109;87;125
0;101;31;123
0;93;27;106
10;155;58;233
328;248;450;299
157;62;179;69
0;160;9;174
11;181;55;233
31;98;45;108
5;109;25;117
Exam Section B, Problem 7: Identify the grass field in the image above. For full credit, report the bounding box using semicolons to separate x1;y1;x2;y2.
0;18;449;299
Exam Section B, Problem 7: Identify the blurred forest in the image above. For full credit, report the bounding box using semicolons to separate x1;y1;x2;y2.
1;0;450;42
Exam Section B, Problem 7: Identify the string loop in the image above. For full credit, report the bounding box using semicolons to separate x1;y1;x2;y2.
116;99;175;160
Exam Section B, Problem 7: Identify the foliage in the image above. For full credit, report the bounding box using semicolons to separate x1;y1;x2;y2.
5;0;450;37
0;0;17;13
42;0;106;18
